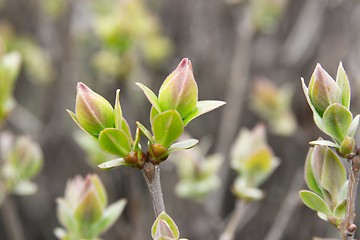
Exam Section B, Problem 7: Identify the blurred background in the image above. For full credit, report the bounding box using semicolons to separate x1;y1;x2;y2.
1;0;360;239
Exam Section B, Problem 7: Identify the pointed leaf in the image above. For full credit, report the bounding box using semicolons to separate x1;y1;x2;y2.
98;128;131;157
151;212;179;239
56;199;78;231
299;190;331;215
152;110;184;148
336;62;351;109
304;148;323;197
348;114;360;138
136;82;162;112
114;89;123;129
168;139;199;152
98;158;126;169
322;103;352;143
309;140;339;148
334;199;346;218
74;189;103;225
91;199;127;235
67;110;97;139
320;149;346;199
183;100;226;126
301;78;324;131
136;121;155;143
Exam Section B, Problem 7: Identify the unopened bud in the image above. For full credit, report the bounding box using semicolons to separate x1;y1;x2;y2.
340;136;355;155
148;143;169;164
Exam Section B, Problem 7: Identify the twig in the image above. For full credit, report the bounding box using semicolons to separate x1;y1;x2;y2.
264;169;304;240
0;196;25;240
219;200;247;240
142;162;166;217
342;153;360;240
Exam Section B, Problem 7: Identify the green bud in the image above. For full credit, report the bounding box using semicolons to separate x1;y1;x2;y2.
148;143;169;164
69;82;114;136
339;136;355;155
158;58;198;119
151;212;180;240
308;64;342;117
124;151;146;169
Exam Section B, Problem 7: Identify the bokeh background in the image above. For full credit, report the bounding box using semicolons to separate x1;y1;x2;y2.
1;0;360;239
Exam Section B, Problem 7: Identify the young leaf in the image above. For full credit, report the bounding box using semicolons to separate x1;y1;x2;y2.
348;114;360;138
334;199;346;218
336;62;351;109
168;139;199;152
136;121;155;143
151;212;179;240
98;128;131;157
152;110;184;148
309;140;339;148
304;148;323;197
299;190;331;215
183;100;226;126
135;82;162;113
320;149;346;199
114;89;123;129
322;103;352;143
98;158;126;169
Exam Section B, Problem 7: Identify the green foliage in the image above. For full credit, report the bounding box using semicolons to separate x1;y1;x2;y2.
302;63;358;154
0;132;43;199
151;212;188;240
230;124;279;201
55;174;127;239
300;144;347;228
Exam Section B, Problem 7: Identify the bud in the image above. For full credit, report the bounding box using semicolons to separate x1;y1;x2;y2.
148;143;169;164
124;151;146;168
308;64;342;117
339;136;355;155
56;174;127;239
151;212;180;240
158;58;198;119
68;82;114;136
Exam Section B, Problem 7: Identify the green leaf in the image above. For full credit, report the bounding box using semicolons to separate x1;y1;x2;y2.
299;190;331;215
13;181;37;196
183;100;226;126
348;114;360;138
56;199;78;232
322;103;352;143
168;139;199;152
152;110;184;148
98;128;131;157
135;82;162;112
91;199;127;235
309;140;339;148
301;78;325;131
151;212;179;240
336;62;351;109
98;158;126;169
320;149;346;199
334;199;346;218
304;148;323;197
66;110;97;139
74;189;103;225
136;121;155;143
114;89;123;129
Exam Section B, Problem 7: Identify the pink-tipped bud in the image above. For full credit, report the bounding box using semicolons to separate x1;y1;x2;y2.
158;58;198;119
75;82;114;136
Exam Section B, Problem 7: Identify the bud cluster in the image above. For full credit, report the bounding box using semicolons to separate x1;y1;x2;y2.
67;58;225;170
54;174;126;240
0;132;43;200
230;124;279;201
302;63;359;155
300;144;347;229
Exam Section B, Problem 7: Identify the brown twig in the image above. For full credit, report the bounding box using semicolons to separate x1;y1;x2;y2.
142;162;166;217
342;152;360;240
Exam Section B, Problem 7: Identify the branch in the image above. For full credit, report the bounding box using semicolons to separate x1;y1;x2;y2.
219;200;247;240
1;196;25;240
142;162;166;217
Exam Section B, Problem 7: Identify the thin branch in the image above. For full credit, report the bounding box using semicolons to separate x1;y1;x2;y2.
142;162;166;217
0;196;25;240
219;200;247;240
342;153;360;240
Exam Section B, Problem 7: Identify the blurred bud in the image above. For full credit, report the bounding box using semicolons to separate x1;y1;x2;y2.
339;136;355;155
151;212;181;240
0;52;21;123
301;144;347;228
67;82;114;136
230;124;280;201
148;143;169;164
251;77;297;136
0;132;43;196
158;58;198;119
56;174;127;239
